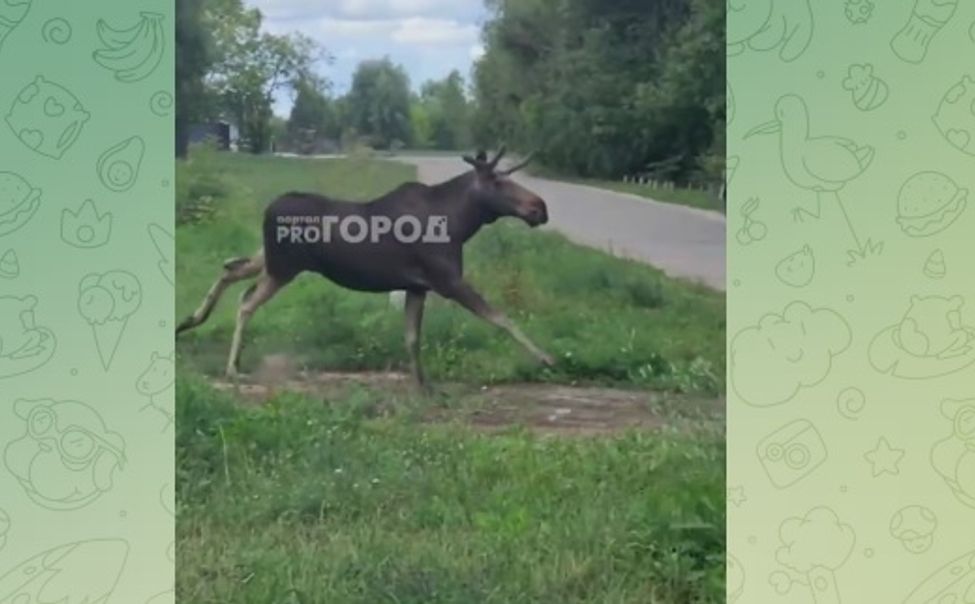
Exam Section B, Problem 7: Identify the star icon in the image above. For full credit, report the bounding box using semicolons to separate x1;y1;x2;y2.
728;485;747;507
864;437;904;477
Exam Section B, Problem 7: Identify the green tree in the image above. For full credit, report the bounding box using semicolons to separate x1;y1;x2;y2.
473;0;724;183
344;58;413;149
287;75;340;151
175;0;211;157
419;70;472;150
203;0;321;153
409;100;433;149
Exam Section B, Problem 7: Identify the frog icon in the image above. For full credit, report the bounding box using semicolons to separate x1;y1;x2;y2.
3;398;125;510
869;295;975;379
0;295;56;378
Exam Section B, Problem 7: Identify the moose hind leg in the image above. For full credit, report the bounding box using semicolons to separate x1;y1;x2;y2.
226;274;283;378
177;254;263;335
404;290;427;387
438;280;554;366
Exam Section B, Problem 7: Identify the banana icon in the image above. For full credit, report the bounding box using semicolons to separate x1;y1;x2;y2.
92;12;165;83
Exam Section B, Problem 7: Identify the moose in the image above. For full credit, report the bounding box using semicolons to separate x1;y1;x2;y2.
176;147;555;389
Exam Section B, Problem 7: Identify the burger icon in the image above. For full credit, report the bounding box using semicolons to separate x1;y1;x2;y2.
895;171;967;238
0;172;41;237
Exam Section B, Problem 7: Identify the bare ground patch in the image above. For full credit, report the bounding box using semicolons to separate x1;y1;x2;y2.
207;357;724;436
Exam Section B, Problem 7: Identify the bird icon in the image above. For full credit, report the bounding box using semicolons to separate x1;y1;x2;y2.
746;94;883;264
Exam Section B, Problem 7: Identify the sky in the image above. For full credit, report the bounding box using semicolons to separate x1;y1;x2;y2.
246;0;490;116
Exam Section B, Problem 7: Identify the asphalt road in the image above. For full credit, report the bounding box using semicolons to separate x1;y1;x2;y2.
395;156;726;291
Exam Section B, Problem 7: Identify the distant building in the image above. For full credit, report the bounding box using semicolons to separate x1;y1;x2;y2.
188;121;239;151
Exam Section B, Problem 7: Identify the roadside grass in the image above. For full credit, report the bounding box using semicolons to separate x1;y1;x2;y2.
176;374;725;603
526;165;722;213
582;179;721;213
176;150;725;396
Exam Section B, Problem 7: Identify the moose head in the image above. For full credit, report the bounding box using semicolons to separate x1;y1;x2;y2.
462;146;548;227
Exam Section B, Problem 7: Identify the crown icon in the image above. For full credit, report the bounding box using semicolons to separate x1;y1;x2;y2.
61;199;112;248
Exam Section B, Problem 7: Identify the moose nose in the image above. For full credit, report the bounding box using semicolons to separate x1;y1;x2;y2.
526;199;548;227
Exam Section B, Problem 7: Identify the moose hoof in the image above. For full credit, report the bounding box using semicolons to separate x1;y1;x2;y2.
539;353;556;367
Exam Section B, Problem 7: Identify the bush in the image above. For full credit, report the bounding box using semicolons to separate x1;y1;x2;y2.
176;142;234;225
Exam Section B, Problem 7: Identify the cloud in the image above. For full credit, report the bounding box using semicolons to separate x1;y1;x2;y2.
730;302;852;407
392;18;478;45
776;507;855;573
252;0;484;23
310;17;478;47
245;0;487;111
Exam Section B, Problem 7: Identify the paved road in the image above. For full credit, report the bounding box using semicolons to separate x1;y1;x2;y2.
395;156;726;291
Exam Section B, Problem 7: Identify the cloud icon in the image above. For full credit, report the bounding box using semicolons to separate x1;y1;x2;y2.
777;507;856;574
731;301;852;407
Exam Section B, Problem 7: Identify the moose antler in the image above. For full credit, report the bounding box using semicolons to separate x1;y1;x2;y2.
489;146;507;169
463;146;533;174
499;151;536;175
462;150;488;167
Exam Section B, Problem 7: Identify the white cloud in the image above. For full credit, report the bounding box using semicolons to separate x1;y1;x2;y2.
312;17;477;48
245;0;488;113
391;18;479;45
251;0;484;22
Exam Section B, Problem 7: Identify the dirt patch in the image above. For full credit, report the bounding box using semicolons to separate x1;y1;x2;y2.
210;364;724;436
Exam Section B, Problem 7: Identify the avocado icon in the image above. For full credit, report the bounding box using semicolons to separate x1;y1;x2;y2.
96;136;144;192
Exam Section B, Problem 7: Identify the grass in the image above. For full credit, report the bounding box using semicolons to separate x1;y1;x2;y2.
176;148;726;603
175;149;725;396
176;375;725;603
525;165;722;213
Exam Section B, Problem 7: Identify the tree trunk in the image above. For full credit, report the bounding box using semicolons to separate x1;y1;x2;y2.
175;117;190;158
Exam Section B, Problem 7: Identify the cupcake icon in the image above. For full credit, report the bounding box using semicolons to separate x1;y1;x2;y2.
843;64;888;112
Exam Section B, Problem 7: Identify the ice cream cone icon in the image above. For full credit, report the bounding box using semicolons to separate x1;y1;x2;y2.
891;0;958;63
0;0;33;53
91;318;126;369
77;271;142;370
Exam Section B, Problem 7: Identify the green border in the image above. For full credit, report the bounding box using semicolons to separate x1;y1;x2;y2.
729;1;975;602
0;2;173;602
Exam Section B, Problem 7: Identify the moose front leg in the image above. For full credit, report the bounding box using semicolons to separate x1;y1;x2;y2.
437;279;555;367
404;290;428;388
227;274;283;378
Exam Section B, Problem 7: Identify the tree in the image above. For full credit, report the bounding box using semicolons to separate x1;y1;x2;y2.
203;0;321;153
287;75;339;150
472;0;725;183
419;70;472;150
409;100;433;149
175;0;211;157
344;58;413;149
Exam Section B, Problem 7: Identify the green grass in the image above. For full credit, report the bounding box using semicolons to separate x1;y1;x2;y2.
176;150;725;396
579;180;721;213
526;165;722;213
176;375;725;603
176;149;725;603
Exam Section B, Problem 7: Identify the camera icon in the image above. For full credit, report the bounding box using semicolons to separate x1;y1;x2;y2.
757;419;827;488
